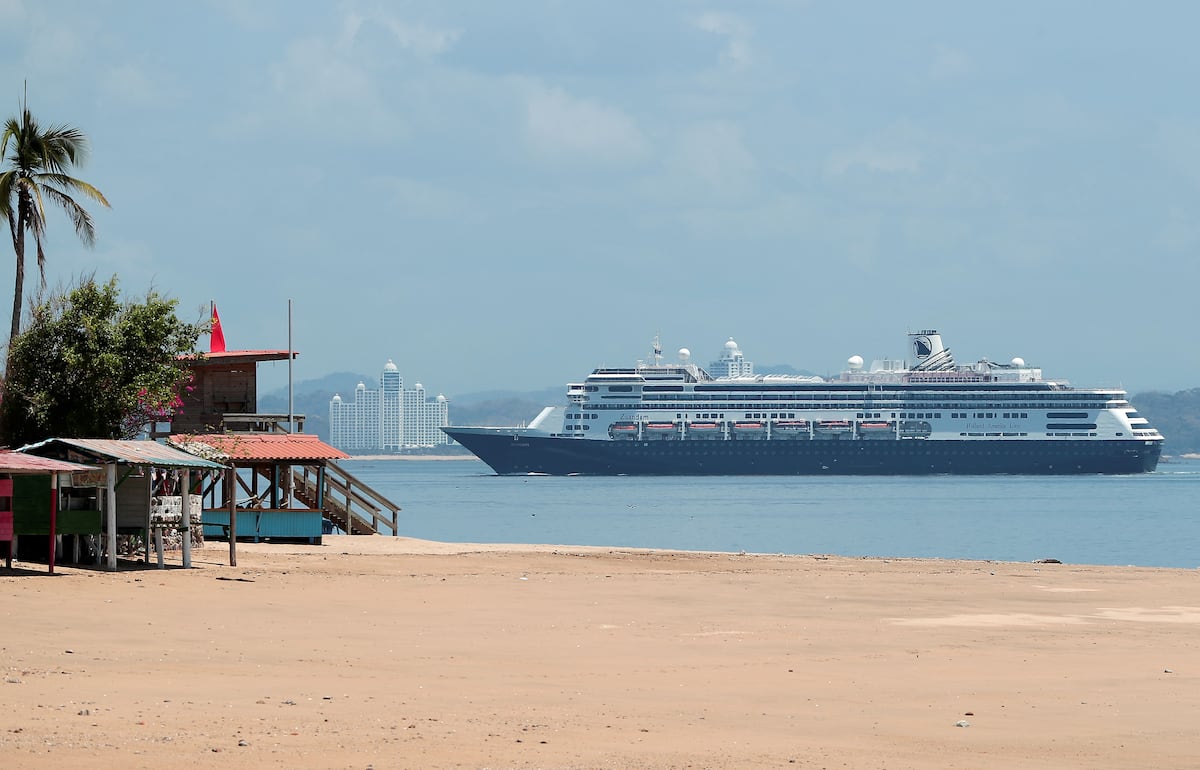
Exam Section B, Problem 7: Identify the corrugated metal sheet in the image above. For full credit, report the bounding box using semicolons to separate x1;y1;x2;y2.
19;438;227;469
0;450;97;473
168;433;349;462
179;350;294;364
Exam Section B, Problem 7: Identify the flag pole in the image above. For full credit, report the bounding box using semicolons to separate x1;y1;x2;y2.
288;298;294;433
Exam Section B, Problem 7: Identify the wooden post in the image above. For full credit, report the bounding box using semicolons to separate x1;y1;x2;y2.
106;463;118;571
181;469;192;569
48;473;58;575
227;466;237;567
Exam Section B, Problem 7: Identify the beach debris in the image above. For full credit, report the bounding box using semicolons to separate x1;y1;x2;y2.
237;739;249;747
1032;558;1062;564
955;720;970;728
1164;668;1174;674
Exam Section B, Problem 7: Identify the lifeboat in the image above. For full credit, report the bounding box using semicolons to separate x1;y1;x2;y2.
814;420;852;433
609;421;639;440
772;420;810;439
644;422;680;439
732;421;768;439
686;421;722;439
858;421;895;439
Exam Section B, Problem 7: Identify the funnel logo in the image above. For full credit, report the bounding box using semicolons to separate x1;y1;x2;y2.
913;336;932;359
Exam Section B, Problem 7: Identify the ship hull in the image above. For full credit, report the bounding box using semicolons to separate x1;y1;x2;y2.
444;429;1162;476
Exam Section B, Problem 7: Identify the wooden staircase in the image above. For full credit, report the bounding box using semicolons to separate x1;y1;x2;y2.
289;460;402;536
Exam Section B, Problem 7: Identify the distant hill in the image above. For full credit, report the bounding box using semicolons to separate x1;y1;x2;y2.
1130;388;1200;456
259;371;373;443
448;388;562;427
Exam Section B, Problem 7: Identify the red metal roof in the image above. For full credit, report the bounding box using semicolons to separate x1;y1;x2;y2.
178;350;296;366
0;450;98;474
168;433;349;462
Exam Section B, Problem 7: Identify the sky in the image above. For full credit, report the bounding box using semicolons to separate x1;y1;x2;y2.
2;0;1198;399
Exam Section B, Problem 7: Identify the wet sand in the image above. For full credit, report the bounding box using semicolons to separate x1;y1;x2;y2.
3;536;1198;769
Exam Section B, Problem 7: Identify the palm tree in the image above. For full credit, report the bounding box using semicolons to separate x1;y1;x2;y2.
0;95;109;348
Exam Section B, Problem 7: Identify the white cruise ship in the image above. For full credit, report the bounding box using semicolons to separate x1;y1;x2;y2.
443;330;1164;476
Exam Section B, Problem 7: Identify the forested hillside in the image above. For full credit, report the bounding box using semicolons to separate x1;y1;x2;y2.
1130;388;1200;456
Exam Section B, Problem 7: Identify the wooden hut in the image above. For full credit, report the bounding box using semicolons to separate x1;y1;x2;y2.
161;349;300;437
168;433;357;548
18;439;227;570
0;451;99;573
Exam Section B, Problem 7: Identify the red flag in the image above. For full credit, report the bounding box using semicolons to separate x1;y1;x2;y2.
210;304;226;353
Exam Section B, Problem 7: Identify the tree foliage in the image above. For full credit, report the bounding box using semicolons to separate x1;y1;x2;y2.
0;97;109;346
0;276;201;446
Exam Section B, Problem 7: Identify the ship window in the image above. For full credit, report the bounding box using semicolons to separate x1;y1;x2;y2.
608;385;633;392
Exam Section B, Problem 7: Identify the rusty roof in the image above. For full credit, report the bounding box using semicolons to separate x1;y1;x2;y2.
19;438;227;470
0;450;98;474
179;350;296;365
168;433;349;462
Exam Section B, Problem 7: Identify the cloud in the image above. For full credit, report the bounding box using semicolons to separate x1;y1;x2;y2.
0;0;24;25
693;12;752;70
669;121;756;196
99;63;172;108
254;9;460;140
827;146;921;176
270;33;383;123
1152;119;1200;190
378;17;460;57
827;136;922;176
929;45;971;82
523;82;647;163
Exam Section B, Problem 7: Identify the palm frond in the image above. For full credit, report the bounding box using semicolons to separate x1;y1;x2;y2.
40;185;96;246
36;173;110;208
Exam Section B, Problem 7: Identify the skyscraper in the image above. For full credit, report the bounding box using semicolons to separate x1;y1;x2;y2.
329;359;450;453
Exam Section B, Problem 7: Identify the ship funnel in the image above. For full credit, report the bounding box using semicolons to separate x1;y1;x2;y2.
908;330;955;371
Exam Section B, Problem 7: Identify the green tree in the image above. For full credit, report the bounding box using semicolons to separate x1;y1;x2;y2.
0;97;110;348
0;276;202;446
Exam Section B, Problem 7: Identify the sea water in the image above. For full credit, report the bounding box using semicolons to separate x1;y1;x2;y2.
339;458;1200;569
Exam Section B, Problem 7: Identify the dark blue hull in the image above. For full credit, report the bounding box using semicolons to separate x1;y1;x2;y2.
444;430;1163;476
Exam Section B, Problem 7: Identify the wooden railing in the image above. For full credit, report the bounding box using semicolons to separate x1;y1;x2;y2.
291;460;402;536
220;413;306;434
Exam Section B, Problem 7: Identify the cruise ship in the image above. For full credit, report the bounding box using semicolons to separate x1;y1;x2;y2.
443;330;1164;476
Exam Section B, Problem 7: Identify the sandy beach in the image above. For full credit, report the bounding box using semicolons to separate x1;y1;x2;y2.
3;537;1198;769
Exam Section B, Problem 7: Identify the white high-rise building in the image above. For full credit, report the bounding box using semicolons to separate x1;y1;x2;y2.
329;359;450;453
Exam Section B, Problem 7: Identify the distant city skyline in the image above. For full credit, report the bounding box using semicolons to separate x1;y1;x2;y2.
4;2;1199;398
328;358;449;452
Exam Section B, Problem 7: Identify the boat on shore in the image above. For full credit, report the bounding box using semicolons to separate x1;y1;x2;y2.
443;330;1164;476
